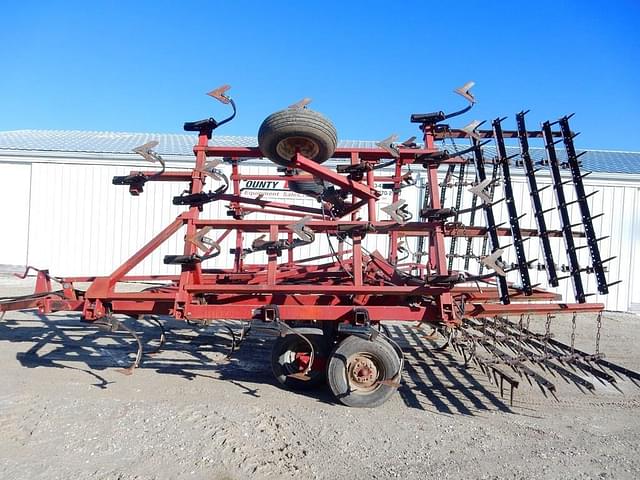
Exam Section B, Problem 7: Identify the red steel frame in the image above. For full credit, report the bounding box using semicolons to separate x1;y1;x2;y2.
1;126;604;325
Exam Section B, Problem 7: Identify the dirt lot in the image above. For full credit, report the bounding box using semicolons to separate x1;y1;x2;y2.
1;276;640;479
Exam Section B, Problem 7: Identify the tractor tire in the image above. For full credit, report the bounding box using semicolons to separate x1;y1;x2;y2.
258;108;338;167
326;335;402;408
271;327;328;390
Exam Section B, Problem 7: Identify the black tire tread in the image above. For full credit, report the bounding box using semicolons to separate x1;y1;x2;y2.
326;335;401;408
271;327;327;391
258;108;338;166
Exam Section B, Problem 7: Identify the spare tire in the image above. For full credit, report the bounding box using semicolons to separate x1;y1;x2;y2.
258;108;338;167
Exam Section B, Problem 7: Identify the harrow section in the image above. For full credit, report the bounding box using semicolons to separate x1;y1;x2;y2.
1;83;637;407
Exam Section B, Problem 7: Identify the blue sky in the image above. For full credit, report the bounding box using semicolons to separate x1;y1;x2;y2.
1;0;639;151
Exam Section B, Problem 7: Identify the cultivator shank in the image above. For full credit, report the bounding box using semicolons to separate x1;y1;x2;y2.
2;83;636;407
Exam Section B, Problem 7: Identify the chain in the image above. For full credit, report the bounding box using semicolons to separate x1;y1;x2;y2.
518;313;525;356
595;311;603;356
570;312;577;354
544;313;552;359
492;315;498;346
482;316;488;344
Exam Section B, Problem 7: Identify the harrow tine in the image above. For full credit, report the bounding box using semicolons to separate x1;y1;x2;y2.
559;115;610;295
448;162;467;271
496;315;634;386
440;164;456;205
480;341;556;394
464;183;480;270
498;331;602;391
542;120;586;303
540;359;595;392
517;112;559;286
471;146;505;285
493;117;532;295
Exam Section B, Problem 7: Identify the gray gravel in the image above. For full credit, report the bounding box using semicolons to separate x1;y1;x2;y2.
1;278;639;479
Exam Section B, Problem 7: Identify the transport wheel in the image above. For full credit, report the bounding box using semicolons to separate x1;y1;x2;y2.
327;335;401;408
258;108;338;167
287;178;325;197
271;327;328;390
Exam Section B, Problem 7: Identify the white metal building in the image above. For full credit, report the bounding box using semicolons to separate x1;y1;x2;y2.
1;129;639;312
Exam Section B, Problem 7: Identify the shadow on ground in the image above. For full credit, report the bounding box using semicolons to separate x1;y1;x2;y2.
0;313;513;414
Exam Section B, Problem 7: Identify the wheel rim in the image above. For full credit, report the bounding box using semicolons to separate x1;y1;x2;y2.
280;343;325;377
346;352;384;393
276;136;320;161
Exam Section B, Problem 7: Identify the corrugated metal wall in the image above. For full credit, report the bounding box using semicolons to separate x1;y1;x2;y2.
0;162;31;267
0;154;638;311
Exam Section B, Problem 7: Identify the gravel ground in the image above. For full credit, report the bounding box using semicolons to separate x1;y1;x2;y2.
1;277;640;479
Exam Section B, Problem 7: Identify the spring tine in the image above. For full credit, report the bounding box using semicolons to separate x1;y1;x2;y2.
114;320;144;375
142;316;167;355
607;280;622;288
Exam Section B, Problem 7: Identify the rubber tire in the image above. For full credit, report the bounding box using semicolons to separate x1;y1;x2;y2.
258;108;338;167
271;327;327;390
288;179;325;197
326;335;401;408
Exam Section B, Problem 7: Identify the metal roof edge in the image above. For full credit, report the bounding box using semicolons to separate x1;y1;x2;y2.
2;151;639;186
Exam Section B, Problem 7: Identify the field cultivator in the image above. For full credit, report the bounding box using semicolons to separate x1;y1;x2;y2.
2;83;638;407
